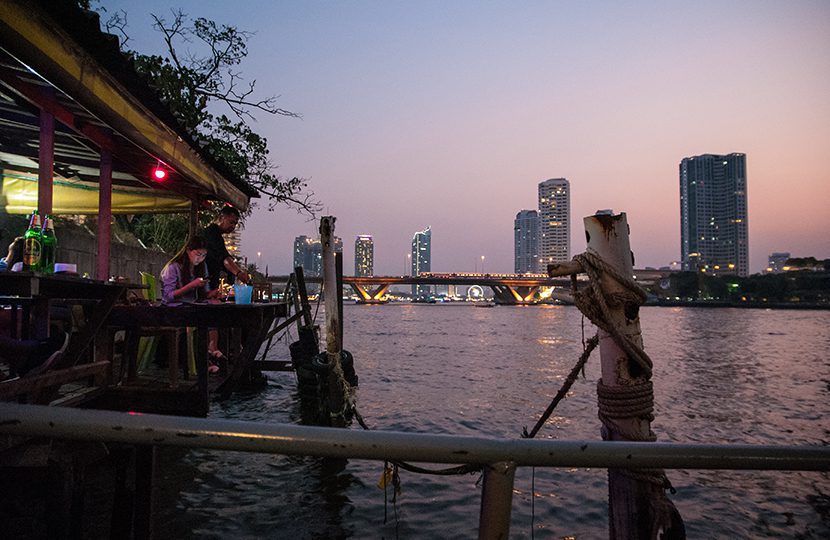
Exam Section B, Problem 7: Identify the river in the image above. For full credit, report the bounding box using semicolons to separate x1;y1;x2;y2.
155;304;830;538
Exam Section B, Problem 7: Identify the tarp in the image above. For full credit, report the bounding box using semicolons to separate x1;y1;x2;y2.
1;170;190;215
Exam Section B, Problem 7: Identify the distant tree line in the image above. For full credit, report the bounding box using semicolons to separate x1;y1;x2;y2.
653;267;830;305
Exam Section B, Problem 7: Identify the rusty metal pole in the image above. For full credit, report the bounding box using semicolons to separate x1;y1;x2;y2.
584;212;680;539
320;217;346;426
478;461;516;540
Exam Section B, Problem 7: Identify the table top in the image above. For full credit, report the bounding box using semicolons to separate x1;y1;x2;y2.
0;272;127;298
108;301;288;328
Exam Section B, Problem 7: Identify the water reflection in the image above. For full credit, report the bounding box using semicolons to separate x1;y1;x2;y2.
154;305;830;538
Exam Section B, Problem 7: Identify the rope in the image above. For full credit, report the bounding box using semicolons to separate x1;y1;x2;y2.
572;249;653;379
522;334;599;439
353;402;481;477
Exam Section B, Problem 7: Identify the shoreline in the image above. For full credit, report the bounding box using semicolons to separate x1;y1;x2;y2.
647;300;829;311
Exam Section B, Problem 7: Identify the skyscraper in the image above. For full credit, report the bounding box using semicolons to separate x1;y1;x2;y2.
679;153;748;277
293;235;342;277
538;178;570;268
354;235;374;277
411;226;431;297
514;209;539;274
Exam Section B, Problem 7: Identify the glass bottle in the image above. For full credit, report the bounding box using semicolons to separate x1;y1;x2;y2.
40;216;56;273
22;211;42;272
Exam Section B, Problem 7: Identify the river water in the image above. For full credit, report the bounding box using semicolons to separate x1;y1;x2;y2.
155;305;829;538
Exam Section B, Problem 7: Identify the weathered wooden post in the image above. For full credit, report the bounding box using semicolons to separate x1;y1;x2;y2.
320;216;347;427
583;212;684;539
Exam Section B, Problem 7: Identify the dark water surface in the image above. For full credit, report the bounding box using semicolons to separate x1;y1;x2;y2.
156;305;830;538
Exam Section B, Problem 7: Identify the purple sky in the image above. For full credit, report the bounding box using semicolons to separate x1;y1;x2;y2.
105;0;830;275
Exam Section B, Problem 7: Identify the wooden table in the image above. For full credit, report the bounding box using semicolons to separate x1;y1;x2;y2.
0;272;127;403
0;272;126;363
107;302;287;414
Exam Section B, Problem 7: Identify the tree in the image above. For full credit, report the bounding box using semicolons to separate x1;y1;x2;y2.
90;3;321;252
112;9;319;214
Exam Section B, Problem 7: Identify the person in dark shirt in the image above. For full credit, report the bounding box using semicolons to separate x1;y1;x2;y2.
202;205;250;371
203;205;250;290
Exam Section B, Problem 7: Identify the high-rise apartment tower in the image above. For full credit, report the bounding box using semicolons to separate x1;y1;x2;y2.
679;153;748;277
538;178;570;268
514;209;539;274
354;235;374;277
411;226;431;297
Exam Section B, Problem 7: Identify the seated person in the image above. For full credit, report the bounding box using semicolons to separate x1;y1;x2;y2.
0;236;24;271
160;235;211;305
160;235;222;374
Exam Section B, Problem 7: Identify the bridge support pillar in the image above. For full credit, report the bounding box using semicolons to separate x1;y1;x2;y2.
350;283;391;301
490;285;540;305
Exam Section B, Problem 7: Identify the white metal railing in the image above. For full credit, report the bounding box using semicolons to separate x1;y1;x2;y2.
1;403;828;538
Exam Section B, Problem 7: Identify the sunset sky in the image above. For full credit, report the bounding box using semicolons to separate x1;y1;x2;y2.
104;0;830;275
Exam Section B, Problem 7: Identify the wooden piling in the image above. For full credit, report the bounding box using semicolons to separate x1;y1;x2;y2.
583;212;683;539
320;217;347;426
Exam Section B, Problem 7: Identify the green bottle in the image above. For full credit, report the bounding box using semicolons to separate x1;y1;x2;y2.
22;211;42;272
41;216;56;273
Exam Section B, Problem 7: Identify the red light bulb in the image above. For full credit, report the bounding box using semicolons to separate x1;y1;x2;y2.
152;165;167;181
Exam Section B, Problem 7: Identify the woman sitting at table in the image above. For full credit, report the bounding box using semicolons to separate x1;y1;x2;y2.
160;235;222;374
160;235;211;305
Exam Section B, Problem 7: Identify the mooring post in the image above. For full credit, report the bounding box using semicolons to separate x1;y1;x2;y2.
584;212;683;539
478;461;516;540
320;217;347;426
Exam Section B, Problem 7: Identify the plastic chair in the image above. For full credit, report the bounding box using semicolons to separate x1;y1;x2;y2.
129;271;192;386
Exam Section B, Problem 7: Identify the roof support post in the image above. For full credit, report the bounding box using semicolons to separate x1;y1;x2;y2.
96;148;112;280
37;101;54;216
189;200;199;237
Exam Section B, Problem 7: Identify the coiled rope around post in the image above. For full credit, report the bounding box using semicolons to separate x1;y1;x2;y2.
571;249;652;378
570;249;675;495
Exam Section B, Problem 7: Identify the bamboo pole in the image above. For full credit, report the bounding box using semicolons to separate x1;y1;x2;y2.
320;217;346;426
584;212;681;538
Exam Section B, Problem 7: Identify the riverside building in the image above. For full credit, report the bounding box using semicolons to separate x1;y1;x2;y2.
354;235;374;277
293;235;342;277
514;209;539;274
538;178;570;267
411;226;431;297
679;153;749;277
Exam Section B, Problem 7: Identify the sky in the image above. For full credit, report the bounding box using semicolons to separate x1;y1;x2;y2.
102;0;830;275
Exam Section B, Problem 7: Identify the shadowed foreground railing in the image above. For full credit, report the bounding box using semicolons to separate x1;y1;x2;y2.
1;403;828;538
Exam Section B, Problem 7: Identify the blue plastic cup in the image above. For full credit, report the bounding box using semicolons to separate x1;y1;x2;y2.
234;284;253;304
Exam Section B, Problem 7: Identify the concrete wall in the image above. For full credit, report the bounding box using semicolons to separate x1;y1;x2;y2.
56;226;170;281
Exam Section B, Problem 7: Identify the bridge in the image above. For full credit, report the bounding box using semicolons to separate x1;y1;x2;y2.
270;269;675;305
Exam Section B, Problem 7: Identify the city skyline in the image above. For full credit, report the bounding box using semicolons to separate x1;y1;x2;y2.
104;1;830;275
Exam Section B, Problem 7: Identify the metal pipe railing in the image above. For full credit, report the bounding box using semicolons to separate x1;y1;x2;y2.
0;403;827;471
